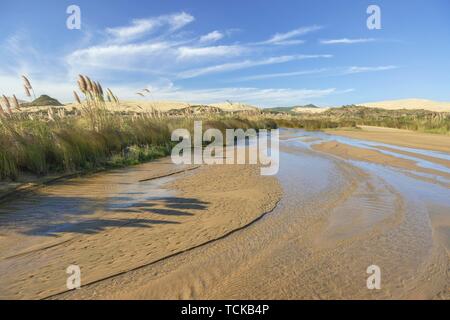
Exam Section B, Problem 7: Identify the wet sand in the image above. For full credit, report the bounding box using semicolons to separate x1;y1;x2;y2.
312;141;450;184
0;160;281;299
1;128;449;300
50;129;449;300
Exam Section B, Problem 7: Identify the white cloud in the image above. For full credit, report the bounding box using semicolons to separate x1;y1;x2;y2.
106;19;157;40
320;38;375;44
344;65;398;74
106;12;194;42
81;78;351;106
234;65;398;81
199;30;224;43
66;42;174;71
149;85;349;107
168;12;195;30
67;42;249;74
176;45;246;60
264;25;323;45
235;68;329;81
64;16;332;87
0;71;353;107
270;40;305;46
178;54;332;78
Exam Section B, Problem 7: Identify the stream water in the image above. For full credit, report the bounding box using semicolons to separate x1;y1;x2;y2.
0;129;449;299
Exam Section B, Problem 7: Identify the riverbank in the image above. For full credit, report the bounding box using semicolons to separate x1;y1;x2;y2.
0;159;281;299
1;127;449;300
53;128;449;299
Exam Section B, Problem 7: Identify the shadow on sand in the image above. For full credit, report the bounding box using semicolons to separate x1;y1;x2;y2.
0;193;209;237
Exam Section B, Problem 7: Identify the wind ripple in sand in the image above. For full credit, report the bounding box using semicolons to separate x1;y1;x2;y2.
1;129;449;299
0;160;281;299
56;131;449;299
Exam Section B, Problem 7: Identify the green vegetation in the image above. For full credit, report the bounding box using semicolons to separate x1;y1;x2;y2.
2;75;449;181
264;104;319;114
264;106;297;113
21;95;64;107
323;105;450;134
273;118;357;130
265;105;450;134
0;112;278;181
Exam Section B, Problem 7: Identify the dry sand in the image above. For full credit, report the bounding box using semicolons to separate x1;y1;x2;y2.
0;160;281;299
327;126;450;154
360;98;450;112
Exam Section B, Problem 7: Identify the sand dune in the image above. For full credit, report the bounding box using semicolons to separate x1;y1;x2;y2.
359;98;450;112
292;107;329;114
119;100;259;112
17;100;259;114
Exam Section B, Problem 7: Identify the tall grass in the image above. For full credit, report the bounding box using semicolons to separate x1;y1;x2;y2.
0;93;279;181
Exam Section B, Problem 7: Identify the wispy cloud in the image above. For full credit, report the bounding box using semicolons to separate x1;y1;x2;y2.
0;70;353;107
66;13;249;75
343;65;398;74
106;12;195;42
320;38;375;45
263;25;323;45
176;45;247;60
235;68;329;81
233;65;398;81
3;12;362;107
199;30;224;43
149;85;350;107
66;42;175;72
178;54;332;78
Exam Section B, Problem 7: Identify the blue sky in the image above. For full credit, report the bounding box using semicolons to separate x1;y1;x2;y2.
2;0;450;107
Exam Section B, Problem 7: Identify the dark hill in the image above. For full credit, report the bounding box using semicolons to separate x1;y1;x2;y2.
21;95;63;107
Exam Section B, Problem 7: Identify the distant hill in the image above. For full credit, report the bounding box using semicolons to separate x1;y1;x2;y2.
21;95;63;107
359;99;450;112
